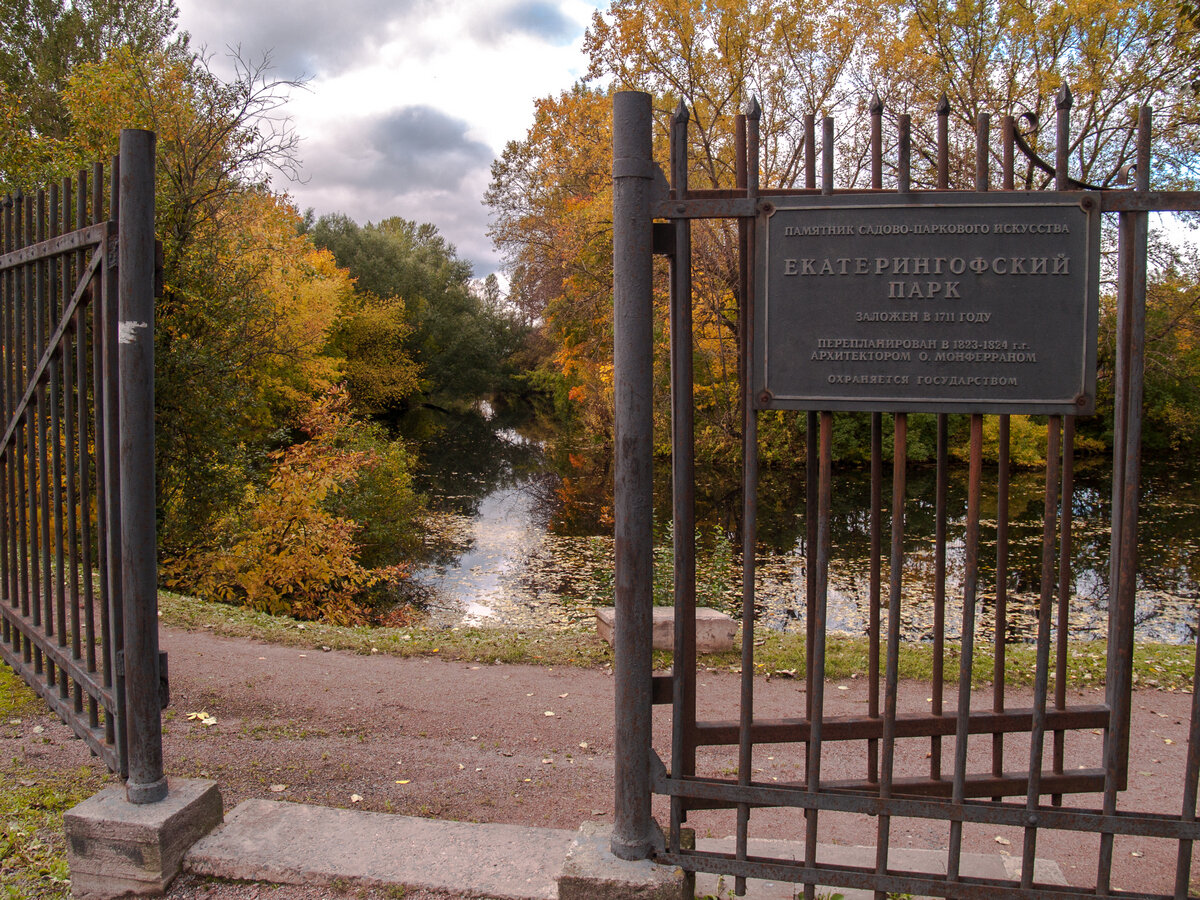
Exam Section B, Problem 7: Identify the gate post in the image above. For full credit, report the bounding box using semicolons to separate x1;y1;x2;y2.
118;128;166;804
611;90;657;860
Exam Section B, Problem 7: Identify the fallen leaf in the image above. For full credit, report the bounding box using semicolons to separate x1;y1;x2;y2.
837;685;849;691
351;794;363;802
1131;851;1144;858
269;784;287;793
579;742;589;749
1165;738;1175;745
458;763;465;770
523;778;531;782
544;711;555;717
995;837;1011;846
395;780;410;785
32;725;44;734
558;693;569;698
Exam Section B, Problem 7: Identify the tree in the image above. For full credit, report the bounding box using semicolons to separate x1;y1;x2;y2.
0;0;180;142
309;214;517;410
489;0;1200;459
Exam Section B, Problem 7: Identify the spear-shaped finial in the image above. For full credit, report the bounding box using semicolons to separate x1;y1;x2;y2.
936;91;950;116
869;90;883;115
743;95;761;119
1056;83;1073;110
673;98;689;124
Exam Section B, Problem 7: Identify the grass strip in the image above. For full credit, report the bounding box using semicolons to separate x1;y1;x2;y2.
158;590;1195;691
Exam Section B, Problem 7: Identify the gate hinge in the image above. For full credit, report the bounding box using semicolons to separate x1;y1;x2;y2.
652;222;676;257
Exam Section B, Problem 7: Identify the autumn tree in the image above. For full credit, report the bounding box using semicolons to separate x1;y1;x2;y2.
490;0;1200;457
309;213;522;411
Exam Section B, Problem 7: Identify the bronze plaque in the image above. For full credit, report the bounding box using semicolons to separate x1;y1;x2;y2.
753;193;1101;413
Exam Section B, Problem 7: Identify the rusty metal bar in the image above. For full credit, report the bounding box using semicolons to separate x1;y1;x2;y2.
658;772;1198;840
803;412;832;900
657;847;1177;900
1098;104;1150;897
78;168;98;731
692;704;1109;745
118;129;166;803
1021;415;1062;886
874;412;906;900
668;99;695;855
610;89;657;861
49;183;67;704
61;174;82;716
0;222;108;271
1173;616;1200;899
734;98;761;898
948;415;984;882
930;96;951;787
867;92;884;788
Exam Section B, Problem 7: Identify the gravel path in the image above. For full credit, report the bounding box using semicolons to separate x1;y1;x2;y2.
7;624;1197;898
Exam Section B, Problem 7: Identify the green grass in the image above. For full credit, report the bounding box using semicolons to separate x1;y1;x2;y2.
0;667;113;900
159;589;1195;691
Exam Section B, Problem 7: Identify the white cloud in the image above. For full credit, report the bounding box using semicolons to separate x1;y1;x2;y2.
176;0;603;274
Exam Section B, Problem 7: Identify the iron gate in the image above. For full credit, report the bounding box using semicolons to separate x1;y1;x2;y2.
611;89;1200;898
0;129;166;803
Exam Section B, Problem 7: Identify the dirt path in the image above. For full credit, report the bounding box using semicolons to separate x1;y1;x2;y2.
8;624;1198;898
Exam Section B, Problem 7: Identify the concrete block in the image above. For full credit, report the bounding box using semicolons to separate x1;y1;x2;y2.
595;606;737;652
65;778;223;899
558;822;686;900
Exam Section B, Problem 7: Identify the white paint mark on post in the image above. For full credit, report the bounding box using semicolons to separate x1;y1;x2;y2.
119;321;148;344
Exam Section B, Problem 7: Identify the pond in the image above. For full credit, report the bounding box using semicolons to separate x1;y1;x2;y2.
405;407;1200;644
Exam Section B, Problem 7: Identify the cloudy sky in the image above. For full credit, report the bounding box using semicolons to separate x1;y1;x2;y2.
174;0;605;276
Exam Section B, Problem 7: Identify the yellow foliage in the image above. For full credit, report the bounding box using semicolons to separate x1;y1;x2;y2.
162;386;407;624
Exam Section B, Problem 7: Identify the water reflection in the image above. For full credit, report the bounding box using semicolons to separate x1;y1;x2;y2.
407;408;1200;644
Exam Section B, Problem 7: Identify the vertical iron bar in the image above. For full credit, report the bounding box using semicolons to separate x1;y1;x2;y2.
668;99;695;855
0;196;7;650
37;190;54;691
867;93;884;787
62;175;82;715
106;156;127;776
91;162;114;748
874;414;906;900
995;114;1015;793
1053;91;1075;808
50;183;67;702
1098;104;1149;897
947;415;984;881
803;412;832;900
119;129;166;803
1021;415;1062;887
610;90;657;861
1;197;11;654
931;411;947;783
24;195;39;674
734;99;760;899
79;168;98;730
1054;415;1074;807
804;114;816;191
1173;615;1200;899
937;93;950;190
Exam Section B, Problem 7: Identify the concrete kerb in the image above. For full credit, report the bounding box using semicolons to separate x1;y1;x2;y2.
64;777;223;899
559;821;687;900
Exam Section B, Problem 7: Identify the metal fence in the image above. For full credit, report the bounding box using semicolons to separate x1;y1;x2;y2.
0;129;165;803
612;89;1200;898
